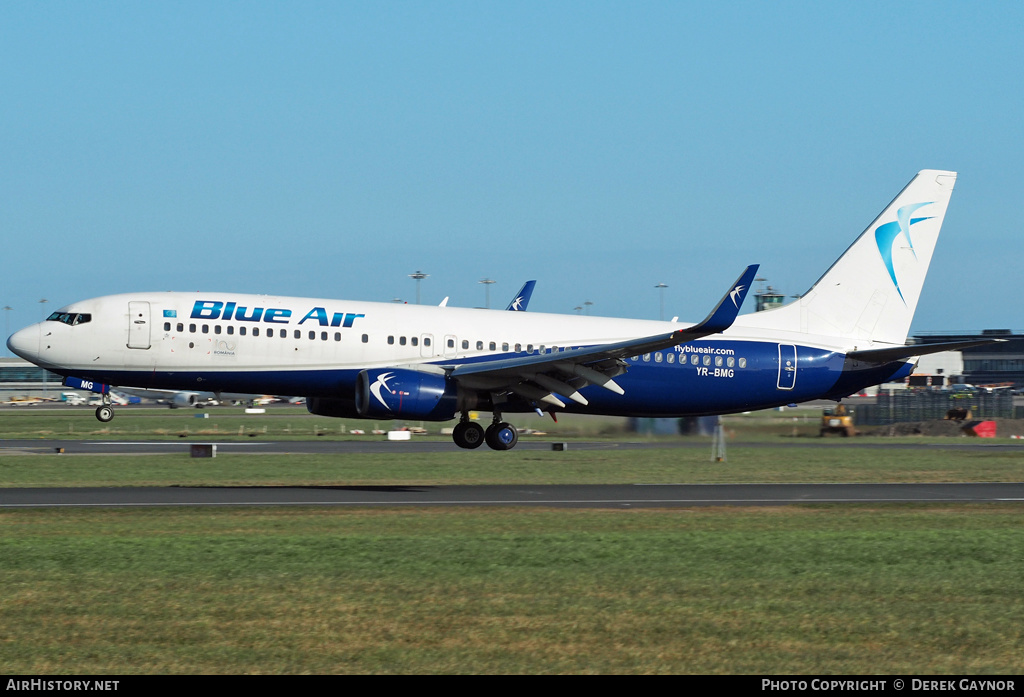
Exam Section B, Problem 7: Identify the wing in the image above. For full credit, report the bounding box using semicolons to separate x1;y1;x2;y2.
445;265;758;408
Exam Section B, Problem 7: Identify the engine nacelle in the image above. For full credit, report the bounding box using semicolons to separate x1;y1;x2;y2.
355;368;458;421
306;395;361;419
171;392;198;408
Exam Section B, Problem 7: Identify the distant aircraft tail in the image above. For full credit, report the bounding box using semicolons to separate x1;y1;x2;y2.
506;281;536;311
740;170;957;346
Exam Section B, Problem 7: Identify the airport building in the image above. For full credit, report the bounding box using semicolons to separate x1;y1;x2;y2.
910;330;1024;390
0;357;65;399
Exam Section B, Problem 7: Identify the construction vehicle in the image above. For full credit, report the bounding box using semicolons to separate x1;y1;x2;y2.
820;403;858;437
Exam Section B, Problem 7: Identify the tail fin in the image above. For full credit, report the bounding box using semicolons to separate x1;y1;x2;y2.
506;280;536;311
741;170;957;346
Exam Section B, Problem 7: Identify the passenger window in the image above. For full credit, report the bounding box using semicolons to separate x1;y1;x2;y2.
424;337;431;347
527;344;534;353
362;334;368;343
447;338;455;348
738;357;747;368
177;323;183;332
655;352;663;363
227;326;234;335
489;341;496;351
163;322;171;331
691;355;699;365
334;333;341;342
321;332;327;341
476;341;483;350
214;325;222;335
411;337;418;346
253;327;260;337
715;356;723;367
703;355;711;366
643;353;650;362
515;344;522;352
400;336;407;346
309;331;315;340
462;340;469;349
294;330;300;339
240;326;247;336
667;353;675;364
388;336;395;345
727;357;735;367
202;325;209;334
189;324;196;333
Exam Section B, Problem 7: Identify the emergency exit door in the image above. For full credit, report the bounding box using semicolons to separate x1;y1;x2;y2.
777;343;797;390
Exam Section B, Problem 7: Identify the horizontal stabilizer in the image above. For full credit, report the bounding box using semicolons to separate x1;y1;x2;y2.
846;339;1004;364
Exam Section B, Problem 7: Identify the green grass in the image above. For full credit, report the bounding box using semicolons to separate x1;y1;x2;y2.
3;405;1023;673
1;446;1023;487
2;505;1023;674
0;406;633;440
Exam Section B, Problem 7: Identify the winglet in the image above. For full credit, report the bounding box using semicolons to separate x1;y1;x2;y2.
505;281;536;311
684;264;759;335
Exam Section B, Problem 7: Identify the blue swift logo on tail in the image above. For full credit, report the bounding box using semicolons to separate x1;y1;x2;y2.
874;202;934;303
505;281;536;311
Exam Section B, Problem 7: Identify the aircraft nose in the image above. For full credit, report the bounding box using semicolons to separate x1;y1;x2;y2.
7;324;40;362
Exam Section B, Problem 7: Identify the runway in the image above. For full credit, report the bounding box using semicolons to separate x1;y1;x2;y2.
3;437;1023;456
3;437;1023;509
3;482;1024;509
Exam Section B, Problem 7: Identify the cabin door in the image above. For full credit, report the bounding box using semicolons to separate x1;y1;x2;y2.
127;302;151;349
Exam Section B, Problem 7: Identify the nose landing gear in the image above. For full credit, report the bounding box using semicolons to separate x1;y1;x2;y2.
94;393;114;422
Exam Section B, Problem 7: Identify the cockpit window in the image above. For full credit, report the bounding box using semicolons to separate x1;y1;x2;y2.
46;312;92;326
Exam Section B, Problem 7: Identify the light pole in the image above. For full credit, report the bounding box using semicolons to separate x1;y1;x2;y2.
2;306;11;356
408;271;428;305
655;282;668;321
38;299;47;396
478;278;496;309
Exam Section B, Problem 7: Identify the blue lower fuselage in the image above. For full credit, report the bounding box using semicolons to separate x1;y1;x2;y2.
53;339;911;419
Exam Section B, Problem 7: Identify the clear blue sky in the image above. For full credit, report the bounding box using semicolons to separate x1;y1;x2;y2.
3;1;1022;344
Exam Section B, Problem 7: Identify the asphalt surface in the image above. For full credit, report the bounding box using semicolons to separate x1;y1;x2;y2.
2;482;1023;509
2;436;1023;509
4;437;1024;456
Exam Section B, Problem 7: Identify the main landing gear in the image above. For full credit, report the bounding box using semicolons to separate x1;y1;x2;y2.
452;412;520;451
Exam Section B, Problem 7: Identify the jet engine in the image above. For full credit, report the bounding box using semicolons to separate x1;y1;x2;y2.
355;368;458;421
170;392;199;408
306;394;360;419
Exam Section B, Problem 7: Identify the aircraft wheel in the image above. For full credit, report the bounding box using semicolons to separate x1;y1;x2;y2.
452;421;485;449
95;406;114;423
485;422;519;451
